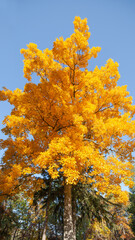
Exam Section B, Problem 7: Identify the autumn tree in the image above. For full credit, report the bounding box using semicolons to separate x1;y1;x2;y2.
0;16;135;240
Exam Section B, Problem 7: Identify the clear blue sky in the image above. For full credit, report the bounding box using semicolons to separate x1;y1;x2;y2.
0;0;135;171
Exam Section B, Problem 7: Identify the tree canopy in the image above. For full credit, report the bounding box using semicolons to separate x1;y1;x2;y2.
0;16;135;203
0;16;135;239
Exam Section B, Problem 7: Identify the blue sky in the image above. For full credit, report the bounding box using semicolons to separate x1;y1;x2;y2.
0;0;135;183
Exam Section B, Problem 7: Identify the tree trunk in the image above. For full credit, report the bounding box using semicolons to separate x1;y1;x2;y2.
64;183;74;240
38;220;41;240
42;223;47;240
42;207;48;240
72;198;76;240
42;180;51;240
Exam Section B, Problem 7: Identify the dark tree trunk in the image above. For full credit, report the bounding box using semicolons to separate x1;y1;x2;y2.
64;184;74;240
38;220;41;240
72;197;76;240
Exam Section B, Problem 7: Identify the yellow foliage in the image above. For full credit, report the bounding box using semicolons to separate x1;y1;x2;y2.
0;16;135;205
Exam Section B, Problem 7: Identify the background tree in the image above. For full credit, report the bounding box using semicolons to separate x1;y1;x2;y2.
86;206;134;240
0;193;47;240
0;200;17;240
0;16;135;239
128;167;135;238
33;170;64;240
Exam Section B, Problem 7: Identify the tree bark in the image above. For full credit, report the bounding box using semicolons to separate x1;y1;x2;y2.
38;220;41;240
42;207;48;240
72;198;76;240
64;183;74;240
42;179;51;240
42;224;46;240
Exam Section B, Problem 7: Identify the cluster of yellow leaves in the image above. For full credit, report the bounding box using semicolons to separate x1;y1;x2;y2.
0;16;135;204
87;219;111;240
0;164;22;200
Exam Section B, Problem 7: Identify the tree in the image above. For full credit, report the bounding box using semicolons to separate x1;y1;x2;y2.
33;170;64;240
86;207;134;240
0;193;45;240
0;16;135;239
33;175;114;240
128;180;135;236
0;201;17;240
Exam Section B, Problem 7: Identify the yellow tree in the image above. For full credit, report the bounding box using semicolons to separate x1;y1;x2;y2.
0;17;135;240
